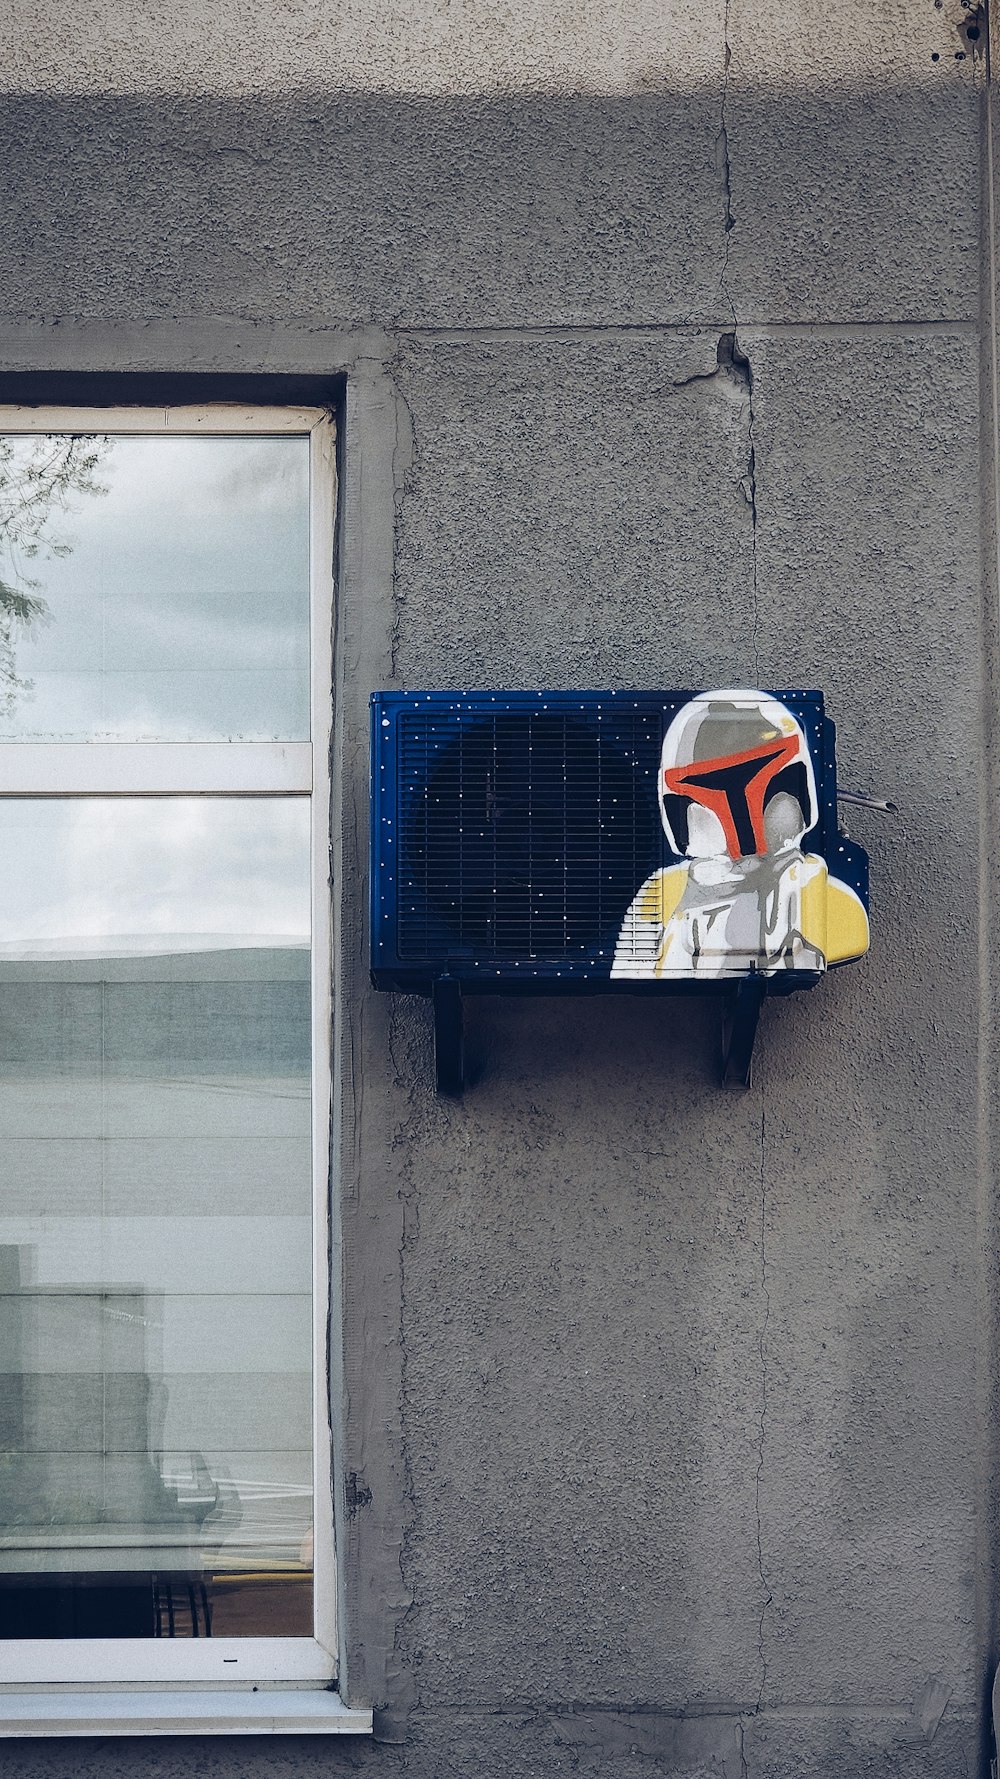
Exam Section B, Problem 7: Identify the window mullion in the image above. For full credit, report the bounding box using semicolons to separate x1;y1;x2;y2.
0;743;313;797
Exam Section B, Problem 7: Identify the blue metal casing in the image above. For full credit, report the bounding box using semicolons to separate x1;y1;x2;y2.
370;689;868;996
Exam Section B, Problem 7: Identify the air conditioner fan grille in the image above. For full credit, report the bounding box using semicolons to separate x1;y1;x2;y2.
397;710;663;960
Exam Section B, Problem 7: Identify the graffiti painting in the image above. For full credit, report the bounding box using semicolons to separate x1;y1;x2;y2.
611;689;869;980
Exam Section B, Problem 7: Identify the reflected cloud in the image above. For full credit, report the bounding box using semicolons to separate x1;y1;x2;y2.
0;799;310;957
0;433;310;742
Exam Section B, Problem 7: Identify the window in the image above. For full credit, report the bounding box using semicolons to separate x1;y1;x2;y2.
0;405;355;1716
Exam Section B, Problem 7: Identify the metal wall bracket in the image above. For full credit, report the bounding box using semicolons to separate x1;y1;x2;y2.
433;977;465;1096
429;973;771;1096
721;975;766;1090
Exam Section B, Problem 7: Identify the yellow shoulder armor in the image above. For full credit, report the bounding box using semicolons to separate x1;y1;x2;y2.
800;861;869;965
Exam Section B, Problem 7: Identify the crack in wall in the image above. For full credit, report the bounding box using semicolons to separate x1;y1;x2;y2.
755;1096;772;1716
718;0;735;309
671;358;730;392
385;1157;420;1731
734;333;761;683
382;996;422;1736
670;332;741;392
708;330;760;681
389;370;416;682
717;5;761;685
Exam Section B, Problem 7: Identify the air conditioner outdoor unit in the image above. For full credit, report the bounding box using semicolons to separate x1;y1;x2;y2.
370;689;870;1091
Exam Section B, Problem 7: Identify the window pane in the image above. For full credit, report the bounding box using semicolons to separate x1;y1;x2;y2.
0;436;310;742
0;799;314;1639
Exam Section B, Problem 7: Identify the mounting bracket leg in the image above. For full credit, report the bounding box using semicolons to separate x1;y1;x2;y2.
722;975;766;1091
433;977;464;1096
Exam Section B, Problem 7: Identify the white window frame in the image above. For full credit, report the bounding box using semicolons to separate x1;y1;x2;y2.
0;405;362;1723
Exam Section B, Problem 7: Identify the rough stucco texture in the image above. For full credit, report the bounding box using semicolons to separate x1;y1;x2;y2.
0;0;991;1773
0;0;981;328
382;321;981;1727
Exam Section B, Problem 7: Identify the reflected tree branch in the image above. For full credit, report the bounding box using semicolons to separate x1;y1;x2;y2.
0;435;111;711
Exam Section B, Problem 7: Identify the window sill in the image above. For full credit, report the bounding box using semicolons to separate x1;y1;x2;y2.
0;1689;374;1737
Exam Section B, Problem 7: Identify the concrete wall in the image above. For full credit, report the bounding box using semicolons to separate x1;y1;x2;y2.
0;0;992;1772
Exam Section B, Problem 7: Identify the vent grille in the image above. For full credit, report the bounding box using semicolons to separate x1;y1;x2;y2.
371;689;848;991
397;707;663;962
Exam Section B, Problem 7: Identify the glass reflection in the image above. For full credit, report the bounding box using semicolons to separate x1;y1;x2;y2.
0;435;310;742
0;800;313;1637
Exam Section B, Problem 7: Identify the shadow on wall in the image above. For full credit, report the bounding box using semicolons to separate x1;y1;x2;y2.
0;51;988;1779
0;80;979;329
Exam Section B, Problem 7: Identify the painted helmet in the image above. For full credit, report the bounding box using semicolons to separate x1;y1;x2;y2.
658;690;818;860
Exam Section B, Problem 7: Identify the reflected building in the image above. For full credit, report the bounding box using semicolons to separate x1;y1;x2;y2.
0;432;317;1645
0;1246;226;1635
0;911;314;1638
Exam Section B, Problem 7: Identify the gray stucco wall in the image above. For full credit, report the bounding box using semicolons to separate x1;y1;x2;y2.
0;0;993;1772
